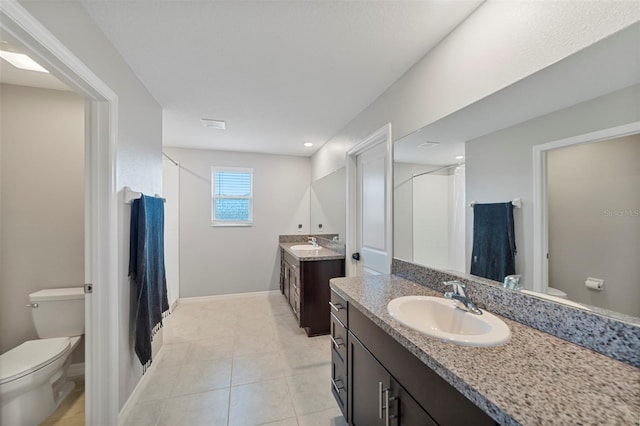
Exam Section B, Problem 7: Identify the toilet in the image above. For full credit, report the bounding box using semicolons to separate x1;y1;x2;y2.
547;286;568;299
0;287;84;426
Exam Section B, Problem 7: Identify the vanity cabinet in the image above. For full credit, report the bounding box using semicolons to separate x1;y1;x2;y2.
330;289;348;417
334;294;498;426
281;249;345;336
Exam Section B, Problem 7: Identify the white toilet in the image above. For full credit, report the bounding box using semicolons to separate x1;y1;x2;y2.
547;286;568;299
0;287;85;426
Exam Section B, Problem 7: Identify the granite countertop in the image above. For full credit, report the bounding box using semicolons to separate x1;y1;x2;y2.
280;242;345;261
330;275;640;426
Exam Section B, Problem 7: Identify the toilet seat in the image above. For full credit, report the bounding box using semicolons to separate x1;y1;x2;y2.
0;337;70;385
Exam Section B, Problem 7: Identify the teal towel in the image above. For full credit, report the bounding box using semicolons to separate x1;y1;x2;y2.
470;202;517;283
129;194;169;372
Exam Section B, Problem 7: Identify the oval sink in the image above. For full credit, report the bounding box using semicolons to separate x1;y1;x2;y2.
387;296;510;347
289;244;321;251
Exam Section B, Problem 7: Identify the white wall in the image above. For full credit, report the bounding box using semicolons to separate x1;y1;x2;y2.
413;174;450;269
19;1;164;408
311;1;640;180
466;84;640;289
547;134;640;317
164;148;310;298
0;84;84;357
163;158;180;307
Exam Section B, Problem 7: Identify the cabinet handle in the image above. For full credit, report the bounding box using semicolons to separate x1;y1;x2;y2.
330;334;344;349
329;301;344;312
331;378;344;394
385;388;390;426
378;382;384;420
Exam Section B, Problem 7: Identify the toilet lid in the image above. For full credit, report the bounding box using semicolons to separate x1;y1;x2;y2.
0;337;70;385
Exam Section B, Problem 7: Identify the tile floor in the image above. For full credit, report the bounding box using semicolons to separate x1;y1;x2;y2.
121;292;348;426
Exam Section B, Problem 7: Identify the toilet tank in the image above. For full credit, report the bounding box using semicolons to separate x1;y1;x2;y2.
29;287;85;338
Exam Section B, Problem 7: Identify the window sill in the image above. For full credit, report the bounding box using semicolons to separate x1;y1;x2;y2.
211;222;253;227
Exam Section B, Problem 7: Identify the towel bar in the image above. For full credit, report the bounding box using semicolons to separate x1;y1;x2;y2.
124;186;166;204
470;198;521;208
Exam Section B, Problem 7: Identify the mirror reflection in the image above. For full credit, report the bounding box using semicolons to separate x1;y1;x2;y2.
310;167;346;240
393;23;640;319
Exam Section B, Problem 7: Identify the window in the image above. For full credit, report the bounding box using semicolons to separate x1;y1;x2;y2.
211;167;253;226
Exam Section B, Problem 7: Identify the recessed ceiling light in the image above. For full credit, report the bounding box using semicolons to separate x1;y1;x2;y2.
303;142;314;147
455;155;465;160
201;118;226;130
0;50;49;73
418;141;439;148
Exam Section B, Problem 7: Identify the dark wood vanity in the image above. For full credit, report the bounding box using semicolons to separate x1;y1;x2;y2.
330;288;497;425
280;247;345;336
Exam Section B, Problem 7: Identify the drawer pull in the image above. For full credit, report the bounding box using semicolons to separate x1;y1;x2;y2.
330;334;344;348
329;301;344;312
331;378;344;395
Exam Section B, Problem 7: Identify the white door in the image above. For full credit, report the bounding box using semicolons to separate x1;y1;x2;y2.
346;124;393;276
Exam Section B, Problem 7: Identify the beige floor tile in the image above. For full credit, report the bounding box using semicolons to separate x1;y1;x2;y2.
231;351;286;385
137;365;180;402
40;412;85;426
297;407;348;426
228;378;296;426
155;342;191;367
157;388;229;426
187;336;235;362
286;366;337;416
280;345;331;377
120;399;164;426
259;417;299;426
172;358;232;396
233;330;280;356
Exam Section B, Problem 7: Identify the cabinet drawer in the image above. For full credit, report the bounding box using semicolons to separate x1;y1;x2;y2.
330;313;347;362
329;288;348;325
331;345;348;418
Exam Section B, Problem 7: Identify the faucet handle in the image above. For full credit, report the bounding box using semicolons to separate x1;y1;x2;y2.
444;280;466;296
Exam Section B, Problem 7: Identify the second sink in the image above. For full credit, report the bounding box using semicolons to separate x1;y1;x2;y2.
387;296;510;347
289;244;321;251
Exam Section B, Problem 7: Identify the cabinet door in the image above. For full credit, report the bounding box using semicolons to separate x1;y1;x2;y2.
390;379;437;426
348;333;388;426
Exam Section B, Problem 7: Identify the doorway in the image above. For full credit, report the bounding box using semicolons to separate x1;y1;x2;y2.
346;124;393;276
1;2;120;423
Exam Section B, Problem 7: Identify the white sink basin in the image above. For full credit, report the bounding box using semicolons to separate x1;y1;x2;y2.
387;296;510;347
289;244;321;251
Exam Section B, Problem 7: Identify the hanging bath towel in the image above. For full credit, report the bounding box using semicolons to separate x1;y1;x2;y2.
470;202;517;283
129;194;170;372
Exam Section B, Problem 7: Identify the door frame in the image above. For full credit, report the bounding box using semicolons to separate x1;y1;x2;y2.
532;121;640;293
346;123;393;277
1;2;120;424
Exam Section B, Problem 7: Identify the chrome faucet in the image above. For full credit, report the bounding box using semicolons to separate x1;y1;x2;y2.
503;275;522;290
443;281;483;315
308;236;319;247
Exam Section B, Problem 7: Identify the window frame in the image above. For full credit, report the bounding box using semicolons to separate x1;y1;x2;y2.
211;166;254;227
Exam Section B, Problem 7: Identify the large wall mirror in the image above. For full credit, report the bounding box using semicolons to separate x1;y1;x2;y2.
393;22;640;320
310;167;346;240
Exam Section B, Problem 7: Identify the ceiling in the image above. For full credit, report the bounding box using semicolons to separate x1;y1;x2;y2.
80;0;483;156
0;36;71;91
395;21;640;167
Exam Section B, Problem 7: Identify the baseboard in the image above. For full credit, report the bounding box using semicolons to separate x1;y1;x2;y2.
68;362;85;378
178;290;280;304
118;345;165;425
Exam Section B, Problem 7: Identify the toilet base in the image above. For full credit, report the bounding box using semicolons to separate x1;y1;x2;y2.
0;337;81;426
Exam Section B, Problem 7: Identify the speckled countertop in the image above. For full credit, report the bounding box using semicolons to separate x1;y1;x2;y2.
280;242;345;261
331;275;640;426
